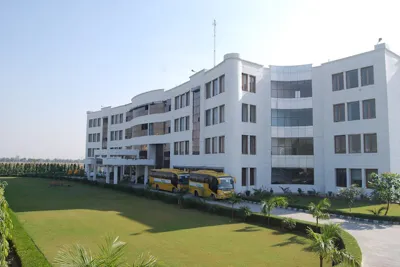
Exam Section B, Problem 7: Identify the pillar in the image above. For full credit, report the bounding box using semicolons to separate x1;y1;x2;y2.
87;164;91;179
114;166;118;184
106;166;110;184
93;163;97;181
134;165;138;183
129;166;132;181
144;166;149;185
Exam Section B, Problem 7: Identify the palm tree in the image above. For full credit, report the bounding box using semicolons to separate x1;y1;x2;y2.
239;206;252;222
307;223;360;267
228;193;242;221
308;198;331;226
176;188;188;208
54;236;157;267
261;196;288;225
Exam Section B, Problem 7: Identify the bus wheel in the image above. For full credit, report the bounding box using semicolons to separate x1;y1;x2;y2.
194;190;198;197
156;185;159;191
172;187;176;193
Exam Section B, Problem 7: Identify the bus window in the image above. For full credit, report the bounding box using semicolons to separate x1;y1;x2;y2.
218;177;234;190
179;174;189;184
210;177;218;192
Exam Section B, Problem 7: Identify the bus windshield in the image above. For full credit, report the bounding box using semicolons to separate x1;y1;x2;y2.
178;174;189;184
218;177;234;190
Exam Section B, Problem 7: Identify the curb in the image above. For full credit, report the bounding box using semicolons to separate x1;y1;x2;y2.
240;199;398;225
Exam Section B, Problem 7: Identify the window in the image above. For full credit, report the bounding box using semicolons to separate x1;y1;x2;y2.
271;108;313;126
346;69;358;89
205;138;211;154
97;118;101;126
219;136;225;153
250;168;256;186
93;119;97;127
249;75;256;93
111;116;114;125
364;133;377;153
119;114;123;123
271;80;312;98
242;73;248;91
250;105;256;123
271;138;313;155
185;92;190;106
174;119;179;132
219;75;225;93
87;148;91;157
250;136;256;155
212;137;217;154
350;169;362;187
115;115;119;124
89;119;93;128
174;142;179;155
180;94;184;109
366;169;378;188
334;135;346;154
97;133;100;142
348;134;361;153
242;104;248;122
175;96;179;110
180;117;184;131
347;101;360;121
192;90;200;155
219;105;225;123
111;131;115;141
88;134;92;142
242;135;248;154
205;109;211;126
333;103;345;122
336;168;347;187
212;78;218;96
271;168;314;184
363;99;376;119
180;141;184;155
332;72;344;91
212;107;218;125
205;82;211;99
241;168;247;186
361;66;374;86
185;116;190;130
185;141;189;155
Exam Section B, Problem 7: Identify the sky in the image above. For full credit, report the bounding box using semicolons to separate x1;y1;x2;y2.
0;0;399;159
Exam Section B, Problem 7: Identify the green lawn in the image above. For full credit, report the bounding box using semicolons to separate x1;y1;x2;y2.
2;177;320;267
289;195;400;216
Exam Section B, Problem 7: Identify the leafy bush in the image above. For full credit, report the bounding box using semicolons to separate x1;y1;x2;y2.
297;188;304;196
282;218;296;231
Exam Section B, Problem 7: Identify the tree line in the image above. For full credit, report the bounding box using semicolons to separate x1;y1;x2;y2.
0;163;85;177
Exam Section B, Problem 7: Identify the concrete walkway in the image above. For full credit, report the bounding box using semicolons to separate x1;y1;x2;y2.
207;200;400;267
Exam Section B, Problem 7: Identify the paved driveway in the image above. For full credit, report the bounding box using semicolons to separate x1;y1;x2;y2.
208;200;400;267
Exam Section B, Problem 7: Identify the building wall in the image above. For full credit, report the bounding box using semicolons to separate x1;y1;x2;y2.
85;44;400;193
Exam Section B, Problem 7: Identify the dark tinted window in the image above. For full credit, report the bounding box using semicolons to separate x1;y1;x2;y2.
271;168;314;185
346;69;358;89
192;90;200;155
271;108;313;126
271;80;312;98
271;138;313;155
336;168;347;187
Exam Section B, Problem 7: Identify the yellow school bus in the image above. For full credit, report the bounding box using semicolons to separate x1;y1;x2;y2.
189;170;235;200
149;169;189;193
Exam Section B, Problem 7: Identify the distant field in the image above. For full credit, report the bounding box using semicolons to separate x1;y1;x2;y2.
3;177;320;267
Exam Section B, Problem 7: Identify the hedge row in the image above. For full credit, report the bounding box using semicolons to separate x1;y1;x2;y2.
241;195;400;223
9;210;51;267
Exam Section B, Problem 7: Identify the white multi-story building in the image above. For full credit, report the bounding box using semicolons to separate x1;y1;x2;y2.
84;43;400;193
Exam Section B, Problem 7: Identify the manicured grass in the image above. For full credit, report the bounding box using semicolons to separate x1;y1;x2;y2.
289;195;400;216
2;177;320;267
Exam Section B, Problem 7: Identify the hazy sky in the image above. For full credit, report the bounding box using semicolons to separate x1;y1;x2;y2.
0;0;399;159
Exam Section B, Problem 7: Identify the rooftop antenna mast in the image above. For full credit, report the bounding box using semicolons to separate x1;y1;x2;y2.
213;19;216;67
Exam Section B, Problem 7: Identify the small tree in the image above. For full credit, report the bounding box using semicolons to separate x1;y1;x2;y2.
307;223;360;267
239;206;252;222
261;196;288;225
228;193;242;221
369;172;400;216
308;198;330;226
338;184;362;212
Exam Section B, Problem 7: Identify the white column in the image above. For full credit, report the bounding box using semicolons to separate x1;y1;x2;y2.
129;166;132;181
135;165;138;184
122;166;125;180
93;163;97;181
87;164;91;179
144;166;149;185
106;166;110;184
114;166;118;184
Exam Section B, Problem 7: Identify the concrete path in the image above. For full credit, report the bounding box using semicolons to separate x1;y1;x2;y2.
207;200;400;267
